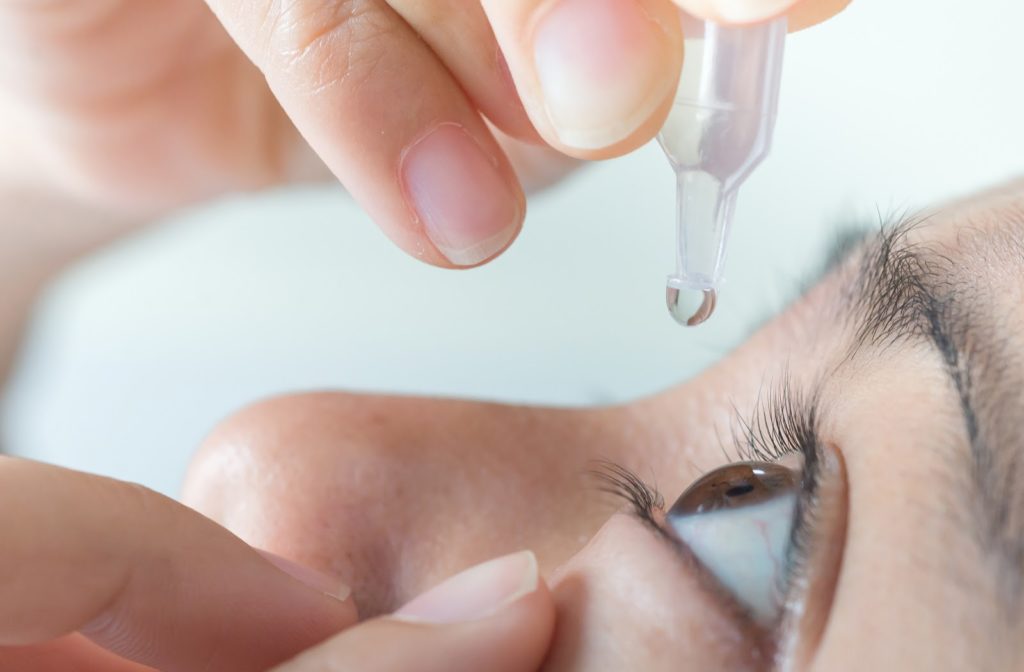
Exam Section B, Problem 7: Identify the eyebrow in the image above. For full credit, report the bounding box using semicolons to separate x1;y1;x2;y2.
833;216;1024;605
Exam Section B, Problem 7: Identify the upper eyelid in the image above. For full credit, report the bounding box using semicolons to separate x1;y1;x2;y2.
824;213;1024;599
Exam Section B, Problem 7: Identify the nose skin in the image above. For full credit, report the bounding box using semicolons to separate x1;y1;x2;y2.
181;392;615;616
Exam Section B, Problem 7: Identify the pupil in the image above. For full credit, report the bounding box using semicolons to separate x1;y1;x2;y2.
725;483;755;497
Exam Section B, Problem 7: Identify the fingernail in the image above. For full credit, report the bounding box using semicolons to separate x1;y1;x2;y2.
400;123;523;267
258;550;352;602
393;551;539;624
711;0;796;23
532;0;676;150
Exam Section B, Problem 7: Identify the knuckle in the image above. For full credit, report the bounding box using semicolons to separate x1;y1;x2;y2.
258;0;395;95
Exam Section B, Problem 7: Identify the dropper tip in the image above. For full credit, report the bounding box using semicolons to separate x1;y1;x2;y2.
666;286;717;327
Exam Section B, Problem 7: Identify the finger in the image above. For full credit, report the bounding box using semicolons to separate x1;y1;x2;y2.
672;0;852;29
0;457;356;672
481;0;683;158
205;0;525;268
384;0;539;143
273;551;554;672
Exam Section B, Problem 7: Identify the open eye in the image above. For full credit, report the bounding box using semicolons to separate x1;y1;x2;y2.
666;462;799;624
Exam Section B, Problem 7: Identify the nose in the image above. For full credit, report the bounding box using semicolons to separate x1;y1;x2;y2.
181;391;613;616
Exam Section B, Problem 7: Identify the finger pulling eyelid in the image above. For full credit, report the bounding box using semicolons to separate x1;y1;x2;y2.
591;471;784;658
595;455;804;631
546;513;771;670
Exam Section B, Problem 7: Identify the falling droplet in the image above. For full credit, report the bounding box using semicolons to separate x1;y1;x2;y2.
666;286;717;327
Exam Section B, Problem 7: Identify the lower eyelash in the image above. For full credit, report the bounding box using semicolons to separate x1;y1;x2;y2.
589;460;664;526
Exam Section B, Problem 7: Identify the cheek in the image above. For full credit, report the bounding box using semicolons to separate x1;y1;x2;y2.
544;515;758;671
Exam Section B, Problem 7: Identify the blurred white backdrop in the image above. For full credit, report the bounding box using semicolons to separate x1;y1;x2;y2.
3;0;1023;495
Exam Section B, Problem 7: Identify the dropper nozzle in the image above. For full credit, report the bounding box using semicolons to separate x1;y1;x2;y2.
657;15;787;327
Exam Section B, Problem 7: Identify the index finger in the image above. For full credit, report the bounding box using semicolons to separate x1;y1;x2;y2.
0;458;356;671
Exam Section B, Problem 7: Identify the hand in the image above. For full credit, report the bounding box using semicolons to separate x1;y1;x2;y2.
0;456;354;671
0;456;554;672
0;0;847;268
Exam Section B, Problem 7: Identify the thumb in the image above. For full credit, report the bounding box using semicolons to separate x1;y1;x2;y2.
673;0;851;28
273;551;555;672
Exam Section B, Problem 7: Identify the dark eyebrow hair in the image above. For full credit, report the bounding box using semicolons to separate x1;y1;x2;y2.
834;214;1024;609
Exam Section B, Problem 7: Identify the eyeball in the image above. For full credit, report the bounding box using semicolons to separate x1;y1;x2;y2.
666;462;799;623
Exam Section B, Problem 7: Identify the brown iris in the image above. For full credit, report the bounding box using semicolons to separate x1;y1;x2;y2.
668;462;798;516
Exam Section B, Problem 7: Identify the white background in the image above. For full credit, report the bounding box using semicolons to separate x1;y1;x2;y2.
4;0;1023;495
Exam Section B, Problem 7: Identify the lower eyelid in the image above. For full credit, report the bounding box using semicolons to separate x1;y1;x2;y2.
606;513;776;665
591;459;814;655
658;459;807;626
646;508;779;651
669;493;798;625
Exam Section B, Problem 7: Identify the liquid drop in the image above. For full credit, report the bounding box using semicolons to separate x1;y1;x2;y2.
666;286;717;327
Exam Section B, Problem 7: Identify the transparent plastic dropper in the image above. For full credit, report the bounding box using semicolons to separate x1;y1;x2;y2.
657;14;787;326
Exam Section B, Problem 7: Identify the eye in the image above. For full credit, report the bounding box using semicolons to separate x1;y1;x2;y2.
666;461;799;624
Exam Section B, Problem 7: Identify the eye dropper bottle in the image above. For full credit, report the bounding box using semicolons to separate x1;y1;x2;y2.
658;14;787;326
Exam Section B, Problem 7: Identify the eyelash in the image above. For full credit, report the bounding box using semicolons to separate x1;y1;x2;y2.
592;378;826;617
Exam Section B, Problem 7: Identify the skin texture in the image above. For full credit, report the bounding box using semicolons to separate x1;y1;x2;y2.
180;180;1024;670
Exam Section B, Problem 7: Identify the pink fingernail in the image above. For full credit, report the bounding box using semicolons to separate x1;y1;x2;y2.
258;550;351;602
393;551;539;624
711;0;798;23
532;0;676;149
400;123;523;267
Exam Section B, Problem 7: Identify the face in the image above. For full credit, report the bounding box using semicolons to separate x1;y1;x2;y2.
183;180;1024;670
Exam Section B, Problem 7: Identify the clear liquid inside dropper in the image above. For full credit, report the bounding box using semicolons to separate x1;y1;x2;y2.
664;170;736;326
657;15;787;328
